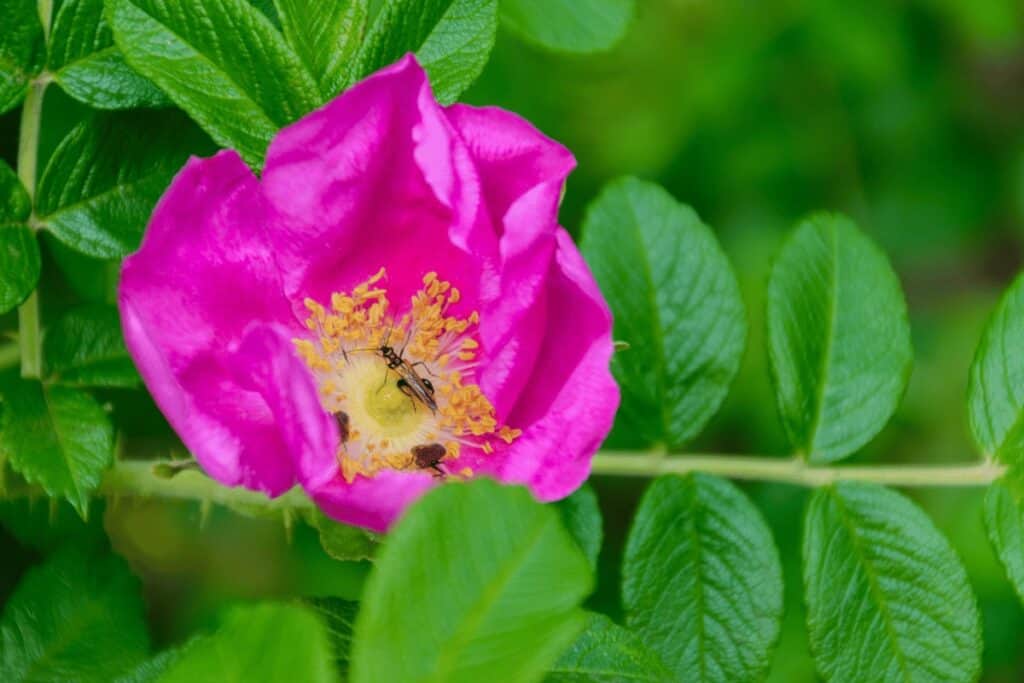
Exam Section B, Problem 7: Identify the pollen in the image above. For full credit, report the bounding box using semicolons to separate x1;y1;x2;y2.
293;268;519;483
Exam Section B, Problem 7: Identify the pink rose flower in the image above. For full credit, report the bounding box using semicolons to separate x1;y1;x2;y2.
119;55;619;531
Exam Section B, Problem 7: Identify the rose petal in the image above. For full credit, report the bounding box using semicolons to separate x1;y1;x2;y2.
120;150;299;493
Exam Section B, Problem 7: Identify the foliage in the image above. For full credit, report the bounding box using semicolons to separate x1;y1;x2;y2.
3;1;1024;682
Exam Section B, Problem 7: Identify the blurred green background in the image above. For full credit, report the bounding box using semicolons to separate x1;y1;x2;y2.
4;0;1024;680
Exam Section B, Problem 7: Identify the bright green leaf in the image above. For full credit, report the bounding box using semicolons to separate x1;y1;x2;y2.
622;473;783;682
45;304;140;388
0;377;114;516
546;612;672;682
36;110;205;258
984;472;1024;604
0;546;150;682
311;509;378;562
114;649;183;683
555;482;602;570
351;479;593;683
968;272;1024;463
0;159;30;221
159;603;334;683
500;0;633;53
106;0;320;167
581;177;747;449
274;0;367;99
350;0;498;104
0;223;40;314
766;214;912;463
307;597;358;680
803;482;982;683
48;0;169;109
0;0;45;114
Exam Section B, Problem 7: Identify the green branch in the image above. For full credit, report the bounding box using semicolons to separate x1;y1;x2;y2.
0;454;1006;516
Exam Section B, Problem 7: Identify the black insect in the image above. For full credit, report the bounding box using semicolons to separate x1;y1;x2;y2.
333;411;350;443
411;443;446;477
377;335;438;414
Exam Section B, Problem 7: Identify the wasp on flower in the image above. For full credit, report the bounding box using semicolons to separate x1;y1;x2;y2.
118;55;619;531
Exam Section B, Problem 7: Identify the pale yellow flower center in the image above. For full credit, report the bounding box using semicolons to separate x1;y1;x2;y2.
293;268;520;482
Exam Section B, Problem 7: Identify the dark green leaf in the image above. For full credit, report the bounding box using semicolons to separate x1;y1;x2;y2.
350;0;498;104
0;0;45;114
159;603;334;683
311;509;378;562
555;482;602;570
984;472;1024;604
0;546;150;682
48;0;169;109
106;0;321;167
0;223;40;314
500;0;633;53
274;0;367;99
307;597;358;680
766;214;912;463
113;649;183;683
546;612;672;682
622;474;783;682
45;236;120;304
45;304;140;388
0;377;114;516
36;110;204;258
0;159;30;222
803;482;982;683
581;177;746;449
968;272;1024;464
351;479;593;683
0;498;107;552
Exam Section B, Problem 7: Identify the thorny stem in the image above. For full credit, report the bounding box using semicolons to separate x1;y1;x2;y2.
14;0;53;380
0;454;1006;512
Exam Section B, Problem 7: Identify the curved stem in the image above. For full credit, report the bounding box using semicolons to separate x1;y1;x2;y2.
589;453;1005;487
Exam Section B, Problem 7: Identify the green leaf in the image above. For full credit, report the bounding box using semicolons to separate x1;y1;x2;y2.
500;0;633;54
622;474;783;682
968;272;1024;463
45;304;140;388
803;482;982;683
159;603;334;683
311;509;378;562
0;546;150;682
766;214;912;463
273;0;367;99
46;236;120;304
984;472;1024;604
0;159;30;222
36;110;204;258
106;0;321;168
0;377;114;516
0;0;45;114
0;223;40;314
350;0;498;104
351;479;593;683
545;612;672;682
581;177;747;449
555;482;602;570
0;498;107;552
114;649;183;683
48;0;169;109
307;597;358;680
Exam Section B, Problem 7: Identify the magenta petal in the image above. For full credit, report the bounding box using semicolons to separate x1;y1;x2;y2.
120;150;298;493
262;54;489;315
306;471;437;533
484;229;619;500
446;104;577;417
232;324;340;491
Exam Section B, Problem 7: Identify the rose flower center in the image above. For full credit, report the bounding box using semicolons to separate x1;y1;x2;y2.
293;268;520;482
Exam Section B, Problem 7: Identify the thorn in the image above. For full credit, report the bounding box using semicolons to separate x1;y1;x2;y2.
282;509;294;544
199;498;212;530
48;497;58;525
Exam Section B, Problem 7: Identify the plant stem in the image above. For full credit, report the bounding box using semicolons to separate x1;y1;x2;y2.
589;453;1005;487
0;454;1006;512
15;0;52;380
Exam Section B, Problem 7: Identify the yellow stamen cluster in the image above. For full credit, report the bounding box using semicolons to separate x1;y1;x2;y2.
292;268;520;483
